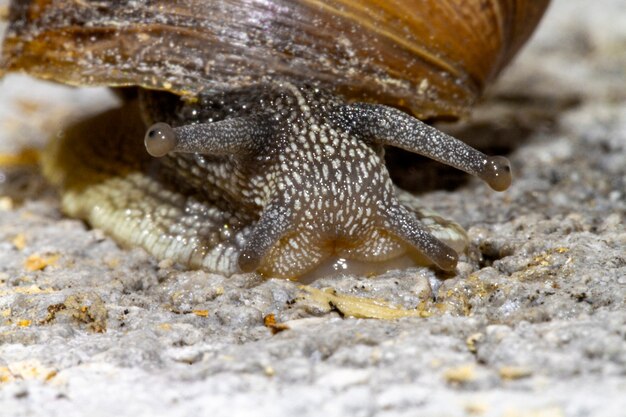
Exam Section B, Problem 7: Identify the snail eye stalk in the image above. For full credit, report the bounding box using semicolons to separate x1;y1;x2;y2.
144;115;273;157
335;103;512;192
380;203;458;272
237;204;294;273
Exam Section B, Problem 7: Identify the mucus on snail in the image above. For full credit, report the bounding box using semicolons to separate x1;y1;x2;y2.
0;0;550;279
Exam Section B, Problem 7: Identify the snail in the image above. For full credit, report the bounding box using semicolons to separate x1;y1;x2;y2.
0;0;550;279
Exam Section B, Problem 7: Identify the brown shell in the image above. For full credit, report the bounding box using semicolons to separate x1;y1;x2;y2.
0;0;549;119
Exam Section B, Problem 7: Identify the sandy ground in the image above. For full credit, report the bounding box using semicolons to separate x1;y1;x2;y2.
0;1;625;416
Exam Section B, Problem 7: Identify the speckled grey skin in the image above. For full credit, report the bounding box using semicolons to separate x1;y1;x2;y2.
137;83;510;277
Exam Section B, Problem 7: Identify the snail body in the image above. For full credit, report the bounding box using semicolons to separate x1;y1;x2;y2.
1;0;549;278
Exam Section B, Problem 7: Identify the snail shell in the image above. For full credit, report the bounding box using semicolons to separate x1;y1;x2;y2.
1;0;549;279
1;0;549;119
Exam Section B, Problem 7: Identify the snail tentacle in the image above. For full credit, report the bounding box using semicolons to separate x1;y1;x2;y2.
336;103;512;191
380;203;459;272
145;115;274;157
238;204;294;273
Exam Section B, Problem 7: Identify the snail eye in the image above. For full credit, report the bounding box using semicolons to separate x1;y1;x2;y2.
482;156;512;192
145;122;177;157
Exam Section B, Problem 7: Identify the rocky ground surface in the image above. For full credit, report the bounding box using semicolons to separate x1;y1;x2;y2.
0;0;625;416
